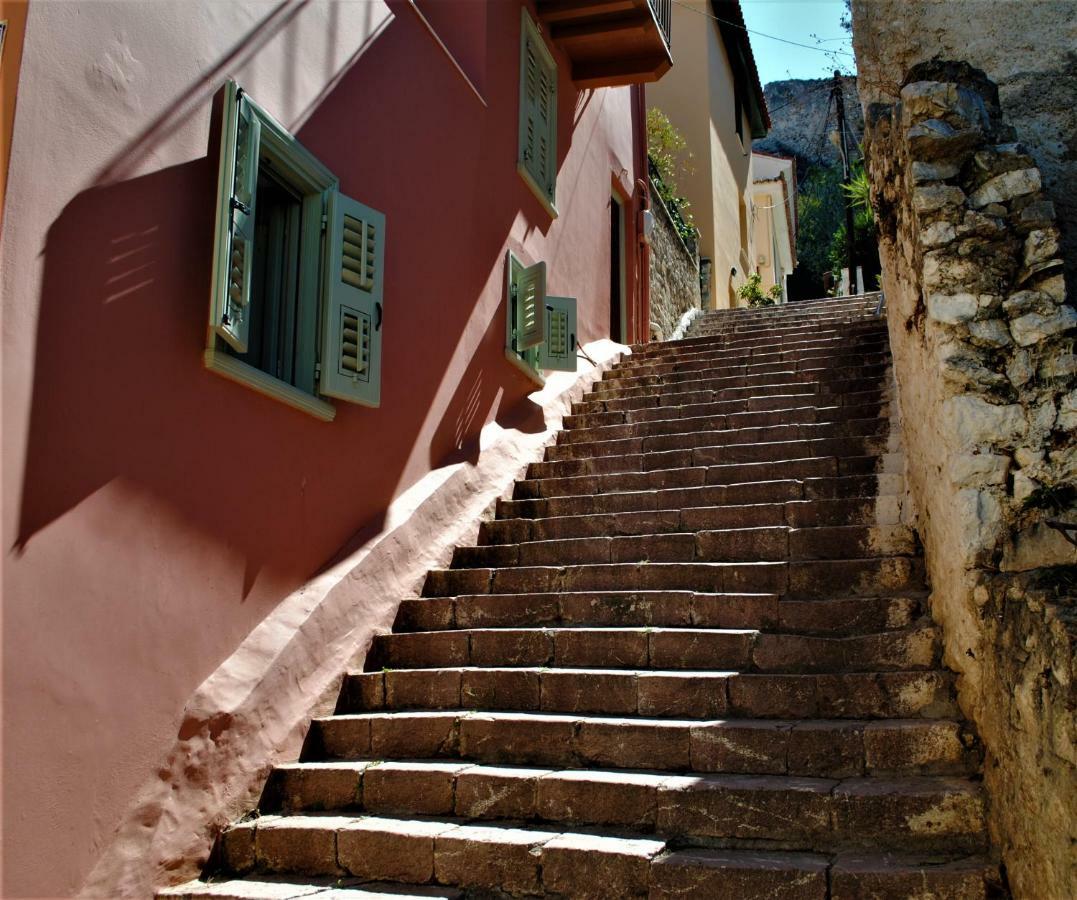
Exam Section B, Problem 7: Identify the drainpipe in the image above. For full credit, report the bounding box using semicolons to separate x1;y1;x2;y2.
636;84;651;344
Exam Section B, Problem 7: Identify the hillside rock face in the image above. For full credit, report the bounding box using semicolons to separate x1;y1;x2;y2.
754;77;863;169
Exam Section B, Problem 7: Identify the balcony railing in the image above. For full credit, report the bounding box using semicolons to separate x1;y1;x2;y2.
649;0;672;51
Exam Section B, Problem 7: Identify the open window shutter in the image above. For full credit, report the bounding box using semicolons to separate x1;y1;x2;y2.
320;190;386;408
538;296;577;372
515;260;546;350
210;82;261;353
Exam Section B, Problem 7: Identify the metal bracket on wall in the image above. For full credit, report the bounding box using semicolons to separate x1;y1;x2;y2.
874;292;887;317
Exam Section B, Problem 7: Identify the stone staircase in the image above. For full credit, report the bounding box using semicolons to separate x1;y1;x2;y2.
164;296;1004;899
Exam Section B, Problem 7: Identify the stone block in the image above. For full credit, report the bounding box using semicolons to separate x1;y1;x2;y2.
536;770;663;827
968;167;1040;207
651;849;828;900
255;817;345;874
460;667;540;710
362;761;469;815
576;718;691;769
385;669;460;710
1009;305;1077;346
787;721;864;778
459;713;575;766
369;712;457;758
927;293;978;324
941;395;1025;448
637;672;728;717
541;834;664;899
541;668;637;715
454;765;549;819
434;824;557;896
338;817;455;882
690;720;790;774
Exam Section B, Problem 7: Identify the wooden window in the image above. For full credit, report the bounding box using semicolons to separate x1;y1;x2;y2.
206;81;386;419
517;10;558;216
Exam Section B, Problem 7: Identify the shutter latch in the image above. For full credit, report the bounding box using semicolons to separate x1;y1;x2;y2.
230;198;251;216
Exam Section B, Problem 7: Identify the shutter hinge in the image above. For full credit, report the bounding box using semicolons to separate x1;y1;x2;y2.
230;198;251;216
321;213;328;233
315;362;322;381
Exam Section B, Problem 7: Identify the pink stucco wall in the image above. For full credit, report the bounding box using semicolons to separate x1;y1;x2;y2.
0;2;646;896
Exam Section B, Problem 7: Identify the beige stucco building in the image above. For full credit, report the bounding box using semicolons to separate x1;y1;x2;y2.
646;0;769;308
751;151;797;301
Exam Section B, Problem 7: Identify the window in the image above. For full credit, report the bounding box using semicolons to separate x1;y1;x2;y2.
504;251;577;382
206;81;386;420
517;10;558;216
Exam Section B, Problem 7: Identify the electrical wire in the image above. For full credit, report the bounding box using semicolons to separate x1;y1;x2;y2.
671;0;855;58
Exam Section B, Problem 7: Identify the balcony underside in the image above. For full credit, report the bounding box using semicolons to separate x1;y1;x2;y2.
537;0;673;89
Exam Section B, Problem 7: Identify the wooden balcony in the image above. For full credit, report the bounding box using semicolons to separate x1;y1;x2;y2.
537;0;673;89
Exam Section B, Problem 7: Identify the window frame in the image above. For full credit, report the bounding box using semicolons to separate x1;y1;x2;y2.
504;250;545;386
206;85;340;421
516;9;558;219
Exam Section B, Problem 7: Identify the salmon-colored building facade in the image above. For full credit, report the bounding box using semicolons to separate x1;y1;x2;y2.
0;1;673;895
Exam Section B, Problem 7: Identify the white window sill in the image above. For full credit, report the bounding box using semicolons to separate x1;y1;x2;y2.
205;348;336;421
517;163;558;220
504;347;546;388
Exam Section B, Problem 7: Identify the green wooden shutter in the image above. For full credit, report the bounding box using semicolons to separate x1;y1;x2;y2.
515;260;546;350
538;296;577;372
319;190;386;408
518;11;557;205
210;81;261;353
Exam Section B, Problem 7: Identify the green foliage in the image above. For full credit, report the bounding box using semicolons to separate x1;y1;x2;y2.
647;107;697;246
796;163;846;286
737;273;782;308
827;203;876;277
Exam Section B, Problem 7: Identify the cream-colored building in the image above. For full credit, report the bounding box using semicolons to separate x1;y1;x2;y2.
750;151;798;302
646;0;770;308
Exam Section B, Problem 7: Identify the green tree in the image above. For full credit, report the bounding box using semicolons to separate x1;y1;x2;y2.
796;163;846;288
647;107;697;245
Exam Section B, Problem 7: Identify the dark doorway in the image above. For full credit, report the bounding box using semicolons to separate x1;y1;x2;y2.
610;193;625;341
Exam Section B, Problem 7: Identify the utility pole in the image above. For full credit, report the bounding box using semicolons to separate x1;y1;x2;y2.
832;70;856;293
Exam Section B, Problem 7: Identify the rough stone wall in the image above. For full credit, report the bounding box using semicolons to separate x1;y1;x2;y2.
852;0;1077;294
861;61;1076;899
649;189;702;339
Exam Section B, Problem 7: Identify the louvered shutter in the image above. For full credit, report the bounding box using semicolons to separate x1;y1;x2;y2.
210;81;261;353
515;260;546;350
518;13;556;205
538;296;577;372
320;191;386;408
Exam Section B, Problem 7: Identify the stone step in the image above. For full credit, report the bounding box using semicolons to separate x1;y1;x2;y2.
555;406;887;451
394;591;924;636
421;557;926;601
652;848;996;899
497;472;904;519
564;388;888;430
221;775;984;881
574;376;887;414
512;454;896;501
589;367;890;404
160;876;465;899
314;694;964;773
482;497;891;544
599;352;890;393
604;343;889;380
268;732;982;824
453;523;916;568
366;619;940;673
621;339;889;373
341;665;965;732
543;431;890;474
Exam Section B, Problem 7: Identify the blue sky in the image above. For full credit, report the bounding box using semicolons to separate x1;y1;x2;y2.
738;0;856;85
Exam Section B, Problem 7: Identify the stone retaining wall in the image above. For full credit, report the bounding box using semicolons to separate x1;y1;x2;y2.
860;60;1076;899
649;187;702;339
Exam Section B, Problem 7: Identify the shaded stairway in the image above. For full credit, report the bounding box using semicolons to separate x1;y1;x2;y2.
165;295;1004;899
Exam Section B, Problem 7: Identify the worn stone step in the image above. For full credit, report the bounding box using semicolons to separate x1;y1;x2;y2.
224;776;984;878
482;496;890;544
651;848;996;899
554;409;888;454
574;377;887;414
315;692;963;771
159;876;465;899
498;473;904;520
512;454;899;501
589;368;890;405
595;358;890;398
394;591;923;636
422;557;925;601
540;433;890;476
216;816;669;897
342;665;964;734
366;618;939;674
606;349;891;387
453;524;916;569
564;390;888;430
